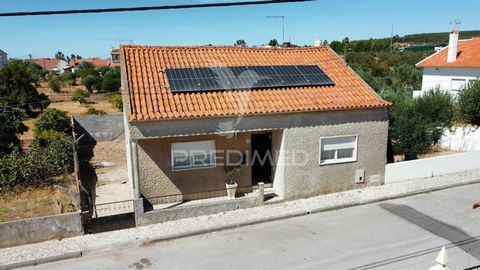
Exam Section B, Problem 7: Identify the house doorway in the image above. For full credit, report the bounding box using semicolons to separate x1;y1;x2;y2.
251;133;272;186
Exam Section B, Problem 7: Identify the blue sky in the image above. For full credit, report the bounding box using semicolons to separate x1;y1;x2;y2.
1;0;479;59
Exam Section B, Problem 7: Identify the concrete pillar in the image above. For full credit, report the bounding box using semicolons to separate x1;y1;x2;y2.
133;198;144;226
257;182;265;197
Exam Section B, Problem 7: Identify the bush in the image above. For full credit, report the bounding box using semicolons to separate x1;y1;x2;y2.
0;132;73;191
34;108;71;135
48;75;62;93
82;74;102;92
458;81;480;126
60;71;77;86
382;89;454;160
72;89;90;105
84;107;107;115
107;94;123;111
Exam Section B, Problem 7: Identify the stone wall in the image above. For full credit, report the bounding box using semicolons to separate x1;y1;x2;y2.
0;212;83;248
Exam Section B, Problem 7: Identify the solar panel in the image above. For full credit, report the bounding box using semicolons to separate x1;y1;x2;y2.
165;65;335;93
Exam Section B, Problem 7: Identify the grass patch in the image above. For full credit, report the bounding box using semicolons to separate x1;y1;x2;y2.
0;208;4;222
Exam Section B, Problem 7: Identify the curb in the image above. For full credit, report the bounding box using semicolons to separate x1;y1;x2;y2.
2;178;480;269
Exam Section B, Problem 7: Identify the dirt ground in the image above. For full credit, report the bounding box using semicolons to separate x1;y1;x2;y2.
394;146;460;162
89;140;130;205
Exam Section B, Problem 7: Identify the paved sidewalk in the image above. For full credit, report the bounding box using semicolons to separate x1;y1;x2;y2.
1;169;480;270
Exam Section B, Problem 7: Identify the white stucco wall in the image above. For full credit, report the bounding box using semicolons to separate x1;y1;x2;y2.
420;67;480;95
385;151;480;184
441;127;480;152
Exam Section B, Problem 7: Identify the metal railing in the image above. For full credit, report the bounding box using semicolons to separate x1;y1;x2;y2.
92;199;134;218
144;185;260;209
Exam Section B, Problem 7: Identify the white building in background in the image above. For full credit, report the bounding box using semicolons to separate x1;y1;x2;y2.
0;49;8;68
414;30;480;97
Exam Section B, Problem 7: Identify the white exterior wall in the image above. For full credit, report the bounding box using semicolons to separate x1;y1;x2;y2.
385;152;480;184
441;127;480;152
420;67;480;96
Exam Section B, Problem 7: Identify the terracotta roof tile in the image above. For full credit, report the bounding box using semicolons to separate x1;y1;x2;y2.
121;45;390;121
417;37;480;68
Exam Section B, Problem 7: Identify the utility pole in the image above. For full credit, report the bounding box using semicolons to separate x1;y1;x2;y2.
267;16;285;44
390;24;394;52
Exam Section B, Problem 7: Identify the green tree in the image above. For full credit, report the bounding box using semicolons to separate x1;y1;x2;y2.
59;71;77;86
383;89;454;160
235;39;247;46
77;62;97;79
458;81;480;126
72;89;90;105
0;60;50;115
48;75;62;93
34;108;71;135
101;69;121;92
82;74;102;92
55;51;65;60
0;104;27;156
269;39;279;47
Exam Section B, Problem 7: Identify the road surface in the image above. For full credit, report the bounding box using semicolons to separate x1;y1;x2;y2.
23;183;480;270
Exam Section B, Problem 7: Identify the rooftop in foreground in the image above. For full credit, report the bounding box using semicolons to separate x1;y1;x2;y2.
121;45;390;121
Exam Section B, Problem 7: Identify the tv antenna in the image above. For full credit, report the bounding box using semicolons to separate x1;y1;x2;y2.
450;18;462;30
267;16;285;44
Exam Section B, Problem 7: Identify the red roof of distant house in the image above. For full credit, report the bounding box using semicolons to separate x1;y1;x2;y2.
70;58;111;68
417;37;480;68
121;45;390;121
31;59;64;70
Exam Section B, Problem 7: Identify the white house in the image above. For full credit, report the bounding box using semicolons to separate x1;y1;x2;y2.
31;59;69;74
0;49;8;68
414;30;480;97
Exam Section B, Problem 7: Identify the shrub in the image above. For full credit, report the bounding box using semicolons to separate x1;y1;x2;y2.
107;93;123;111
0;132;73;191
34;108;71;135
458;81;480;126
72;89;90;105
60;71;77;86
48;75;62;93
84;107;107;115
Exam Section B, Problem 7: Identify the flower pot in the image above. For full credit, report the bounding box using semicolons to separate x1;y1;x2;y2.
225;182;237;199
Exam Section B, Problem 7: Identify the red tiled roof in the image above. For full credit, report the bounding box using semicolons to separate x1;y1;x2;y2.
31;59;64;70
70;58;111;68
417;37;480;68
121;45;390;121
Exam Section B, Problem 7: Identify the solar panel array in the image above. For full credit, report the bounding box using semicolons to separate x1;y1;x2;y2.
165;65;335;93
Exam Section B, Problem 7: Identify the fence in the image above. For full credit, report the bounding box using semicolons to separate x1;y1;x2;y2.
144;185;258;207
385;152;480;184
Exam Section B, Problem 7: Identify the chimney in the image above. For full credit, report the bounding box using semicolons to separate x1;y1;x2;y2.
447;30;459;63
314;38;322;47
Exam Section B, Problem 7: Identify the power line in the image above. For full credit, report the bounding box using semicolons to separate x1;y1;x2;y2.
0;0;312;17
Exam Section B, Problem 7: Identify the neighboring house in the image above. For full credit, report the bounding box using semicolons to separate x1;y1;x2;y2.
111;49;120;67
31;58;69;74
415;30;480;97
69;58;112;73
120;45;391;206
0;49;8;68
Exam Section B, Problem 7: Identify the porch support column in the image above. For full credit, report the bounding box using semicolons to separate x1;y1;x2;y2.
131;139;141;199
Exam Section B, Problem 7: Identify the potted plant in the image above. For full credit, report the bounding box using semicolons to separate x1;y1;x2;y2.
225;165;241;199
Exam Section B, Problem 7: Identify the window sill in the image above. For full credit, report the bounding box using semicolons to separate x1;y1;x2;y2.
319;158;357;166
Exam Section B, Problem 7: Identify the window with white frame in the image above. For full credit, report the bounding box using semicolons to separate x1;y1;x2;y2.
171;140;216;170
451;79;467;92
319;135;358;165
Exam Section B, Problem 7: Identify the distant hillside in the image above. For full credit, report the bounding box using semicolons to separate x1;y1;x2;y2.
329;30;480;54
398;30;480;44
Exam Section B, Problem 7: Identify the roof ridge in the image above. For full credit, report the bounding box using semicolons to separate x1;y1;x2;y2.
120;44;329;52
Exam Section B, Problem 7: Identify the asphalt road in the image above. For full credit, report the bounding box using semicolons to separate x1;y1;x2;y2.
23;184;480;270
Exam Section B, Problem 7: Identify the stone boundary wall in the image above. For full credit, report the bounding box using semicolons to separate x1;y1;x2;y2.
0;212;83;248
